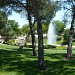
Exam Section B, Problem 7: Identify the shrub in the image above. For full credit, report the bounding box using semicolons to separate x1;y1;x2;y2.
61;41;68;45
7;39;15;45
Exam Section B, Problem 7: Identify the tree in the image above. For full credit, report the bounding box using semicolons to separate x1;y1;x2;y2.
7;20;20;35
25;0;59;57
26;0;37;56
21;24;30;35
30;0;44;69
1;20;19;43
67;10;75;59
29;0;59;69
54;20;66;35
60;0;75;59
31;0;60;69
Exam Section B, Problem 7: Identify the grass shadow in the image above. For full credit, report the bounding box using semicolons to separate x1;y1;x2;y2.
0;44;75;75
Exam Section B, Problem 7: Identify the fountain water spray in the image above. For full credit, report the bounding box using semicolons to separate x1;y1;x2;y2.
47;21;57;45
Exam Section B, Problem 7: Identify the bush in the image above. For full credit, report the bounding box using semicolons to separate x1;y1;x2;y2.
7;39;15;45
61;41;68;45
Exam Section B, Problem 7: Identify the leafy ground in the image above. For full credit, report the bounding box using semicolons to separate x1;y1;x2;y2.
0;44;75;75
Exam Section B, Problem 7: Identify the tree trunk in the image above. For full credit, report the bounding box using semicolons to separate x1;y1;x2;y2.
37;19;44;70
28;13;37;56
67;33;73;59
26;0;37;56
31;0;45;70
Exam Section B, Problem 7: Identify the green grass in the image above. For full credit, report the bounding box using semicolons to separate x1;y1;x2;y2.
0;44;75;75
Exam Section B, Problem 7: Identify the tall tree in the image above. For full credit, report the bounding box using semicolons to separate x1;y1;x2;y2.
60;0;75;59
67;7;75;59
31;0;44;70
26;0;37;56
31;0;59;69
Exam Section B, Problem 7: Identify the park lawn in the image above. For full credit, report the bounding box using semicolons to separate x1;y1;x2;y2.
0;44;75;75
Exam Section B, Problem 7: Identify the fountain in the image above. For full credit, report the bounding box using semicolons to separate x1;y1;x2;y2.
47;21;57;45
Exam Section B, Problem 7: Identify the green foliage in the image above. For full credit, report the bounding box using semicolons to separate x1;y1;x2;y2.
0;0;60;24
1;20;20;43
33;0;60;23
21;24;30;35
63;29;69;42
0;0;25;13
7;20;20;35
0;11;7;30
72;41;75;45
7;39;15;45
21;24;37;35
55;20;66;35
42;23;49;33
2;20;20;39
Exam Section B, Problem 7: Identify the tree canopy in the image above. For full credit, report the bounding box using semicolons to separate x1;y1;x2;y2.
0;10;7;29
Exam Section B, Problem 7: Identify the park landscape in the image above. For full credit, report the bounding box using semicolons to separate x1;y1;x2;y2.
0;0;75;75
